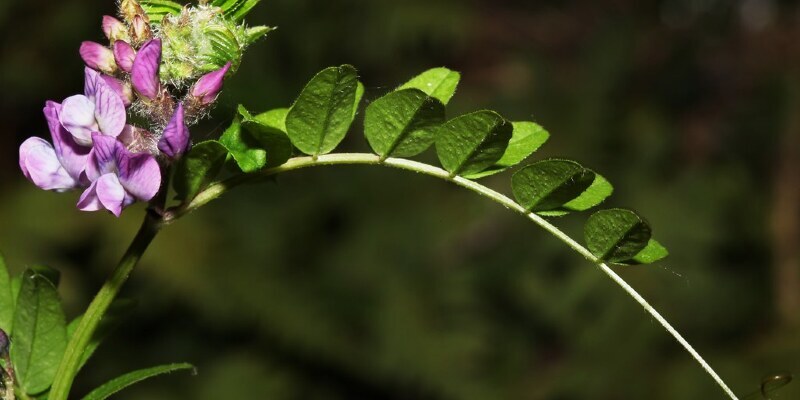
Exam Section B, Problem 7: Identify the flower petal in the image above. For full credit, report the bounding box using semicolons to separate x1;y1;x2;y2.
131;39;161;99
158;103;190;158
96;173;130;217
94;78;127;137
118;151;161;201
86;133;122;181
19;137;78;191
100;76;133;107
77;180;103;212
191;62;231;105
44;101;90;181
79;41;117;74
60;95;98;146
113;41;136;73
83;67;101;100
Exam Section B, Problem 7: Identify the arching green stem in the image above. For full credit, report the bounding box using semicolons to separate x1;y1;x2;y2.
169;153;739;399
49;212;164;400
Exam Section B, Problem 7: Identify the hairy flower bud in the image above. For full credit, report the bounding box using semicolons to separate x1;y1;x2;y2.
113;40;136;73
119;0;147;23
131;15;152;44
102;15;129;42
80;41;117;74
158;103;190;159
190;62;231;105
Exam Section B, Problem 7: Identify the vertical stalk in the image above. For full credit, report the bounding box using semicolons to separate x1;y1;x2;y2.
49;212;163;400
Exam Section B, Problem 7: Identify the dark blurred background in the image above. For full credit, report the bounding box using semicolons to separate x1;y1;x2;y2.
1;0;799;398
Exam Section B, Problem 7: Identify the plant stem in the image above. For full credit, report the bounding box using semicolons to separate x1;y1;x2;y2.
170;153;739;399
49;212;163;400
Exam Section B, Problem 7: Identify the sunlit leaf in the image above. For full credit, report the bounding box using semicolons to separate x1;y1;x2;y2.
364;88;445;158
511;159;595;212
254;108;289;133
628;239;669;265
435;110;512;176
81;363;195;400
10;269;67;395
219;115;266;173
584;209;652;264
465;121;549;178
239;105;293;167
286;65;361;156
538;174;614;217
397;67;461;105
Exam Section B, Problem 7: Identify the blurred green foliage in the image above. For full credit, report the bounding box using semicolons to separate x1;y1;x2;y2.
1;0;799;399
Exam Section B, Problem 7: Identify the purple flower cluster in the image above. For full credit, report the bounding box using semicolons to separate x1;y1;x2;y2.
19;3;231;217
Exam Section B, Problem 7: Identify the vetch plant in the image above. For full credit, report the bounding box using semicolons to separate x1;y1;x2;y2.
5;0;760;399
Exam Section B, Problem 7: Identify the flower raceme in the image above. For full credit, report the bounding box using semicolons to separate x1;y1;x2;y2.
19;1;236;216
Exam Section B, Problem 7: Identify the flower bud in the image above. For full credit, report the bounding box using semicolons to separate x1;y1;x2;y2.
119;0;146;23
101;75;134;107
190;62;231;105
158;103;190;159
79;41;117;75
131;39;162;100
131;15;152;44
113;40;136;73
102;15;129;42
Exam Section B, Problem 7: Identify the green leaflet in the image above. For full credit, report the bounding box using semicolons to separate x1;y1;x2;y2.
584;209;654;264
629;239;669;265
0;253;12;334
511;159;596;213
286;65;361;156
435;110;513;176
174;141;229;202
66;300;138;371
239;105;293;167
211;0;261;21
81;363;195;400
538;174;614;217
465;121;550;179
254;108;289;133
10;269;67;395
140;0;183;23
397;67;461;105
245;25;272;46
364;88;445;159
219;114;266;173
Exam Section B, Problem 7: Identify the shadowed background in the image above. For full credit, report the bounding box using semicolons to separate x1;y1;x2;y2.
1;0;799;398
